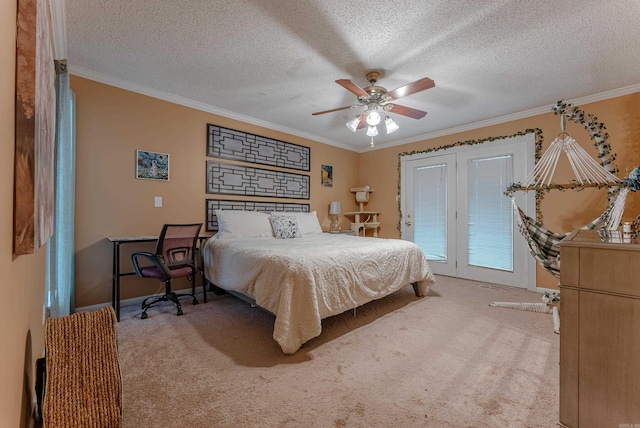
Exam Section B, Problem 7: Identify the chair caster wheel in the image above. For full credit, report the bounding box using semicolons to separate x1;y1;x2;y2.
141;312;148;319
192;298;198;305
177;308;184;316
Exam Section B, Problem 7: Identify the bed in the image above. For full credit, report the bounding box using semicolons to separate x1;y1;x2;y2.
202;209;435;354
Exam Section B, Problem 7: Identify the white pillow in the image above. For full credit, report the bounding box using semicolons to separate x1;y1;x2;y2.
269;215;301;239
215;210;273;239
271;211;323;235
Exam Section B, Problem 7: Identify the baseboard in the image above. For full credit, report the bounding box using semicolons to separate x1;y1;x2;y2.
75;285;209;313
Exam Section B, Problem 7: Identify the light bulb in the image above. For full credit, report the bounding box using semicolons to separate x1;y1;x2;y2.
366;110;381;126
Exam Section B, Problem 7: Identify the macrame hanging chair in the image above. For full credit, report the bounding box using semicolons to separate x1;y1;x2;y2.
506;101;628;279
494;101;634;334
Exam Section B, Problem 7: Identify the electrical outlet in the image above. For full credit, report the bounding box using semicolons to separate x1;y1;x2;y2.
154;196;162;207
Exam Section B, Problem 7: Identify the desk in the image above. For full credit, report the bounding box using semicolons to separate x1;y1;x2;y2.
107;235;212;321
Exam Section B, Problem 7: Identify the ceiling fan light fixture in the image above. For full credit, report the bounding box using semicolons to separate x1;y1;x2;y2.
384;116;399;134
346;116;361;132
312;72;434;147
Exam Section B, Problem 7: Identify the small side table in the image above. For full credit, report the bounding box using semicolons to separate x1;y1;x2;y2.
324;230;356;236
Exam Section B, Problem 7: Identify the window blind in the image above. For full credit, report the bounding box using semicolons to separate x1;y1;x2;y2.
467;155;513;271
413;164;447;261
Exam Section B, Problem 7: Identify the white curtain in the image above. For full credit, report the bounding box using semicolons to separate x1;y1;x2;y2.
47;60;76;317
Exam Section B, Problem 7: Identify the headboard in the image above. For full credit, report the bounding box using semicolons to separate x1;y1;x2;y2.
206;199;310;232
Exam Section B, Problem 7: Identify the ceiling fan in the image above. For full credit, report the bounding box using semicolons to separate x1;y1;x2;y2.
312;71;435;145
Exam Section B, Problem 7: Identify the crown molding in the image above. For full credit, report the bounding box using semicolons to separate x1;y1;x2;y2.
362;83;640;152
49;0;67;60
68;64;639;154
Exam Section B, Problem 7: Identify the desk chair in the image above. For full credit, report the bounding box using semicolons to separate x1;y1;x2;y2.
131;223;202;319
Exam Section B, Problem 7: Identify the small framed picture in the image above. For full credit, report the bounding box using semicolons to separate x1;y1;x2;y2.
321;164;333;187
136;150;169;181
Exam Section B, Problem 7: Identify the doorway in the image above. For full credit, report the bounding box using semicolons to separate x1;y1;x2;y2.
400;133;536;289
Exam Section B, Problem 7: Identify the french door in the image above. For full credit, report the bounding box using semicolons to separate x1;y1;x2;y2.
400;134;536;289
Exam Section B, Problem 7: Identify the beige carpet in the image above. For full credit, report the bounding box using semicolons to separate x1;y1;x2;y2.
116;276;559;427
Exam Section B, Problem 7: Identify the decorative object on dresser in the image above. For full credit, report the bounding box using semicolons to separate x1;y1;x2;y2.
329;200;341;232
344;186;380;237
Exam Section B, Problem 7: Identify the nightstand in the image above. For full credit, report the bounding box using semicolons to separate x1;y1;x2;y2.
325;230;355;236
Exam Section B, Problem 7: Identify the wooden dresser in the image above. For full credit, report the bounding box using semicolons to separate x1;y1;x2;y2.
559;229;640;427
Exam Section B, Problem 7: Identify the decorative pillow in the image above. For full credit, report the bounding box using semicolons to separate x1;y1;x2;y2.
271;211;323;235
269;215;301;239
215;210;273;239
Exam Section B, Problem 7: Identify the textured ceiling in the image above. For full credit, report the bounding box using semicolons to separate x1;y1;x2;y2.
65;0;640;151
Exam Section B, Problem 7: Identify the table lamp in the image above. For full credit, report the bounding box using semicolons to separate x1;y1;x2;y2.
329;201;341;232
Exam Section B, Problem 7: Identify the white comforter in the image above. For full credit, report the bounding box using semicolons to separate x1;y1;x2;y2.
203;233;435;354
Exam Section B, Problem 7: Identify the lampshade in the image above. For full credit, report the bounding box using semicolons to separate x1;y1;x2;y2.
385;116;399;134
345;116;360;132
329;201;341;215
366;125;378;137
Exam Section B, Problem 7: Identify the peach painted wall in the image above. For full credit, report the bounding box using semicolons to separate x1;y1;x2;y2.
358;93;640;289
1;0;48;426
73;74;639;304
71;76;359;308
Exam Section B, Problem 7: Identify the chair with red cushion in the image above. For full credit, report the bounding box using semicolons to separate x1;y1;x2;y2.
131;223;202;319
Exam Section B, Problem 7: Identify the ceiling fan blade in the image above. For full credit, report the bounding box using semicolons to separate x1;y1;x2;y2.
386;104;428;119
311;105;355;116
386;77;435;100
335;79;370;98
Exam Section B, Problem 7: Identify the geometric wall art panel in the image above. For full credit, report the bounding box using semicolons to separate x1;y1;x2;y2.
206;160;310;200
207;124;310;172
205;199;310;232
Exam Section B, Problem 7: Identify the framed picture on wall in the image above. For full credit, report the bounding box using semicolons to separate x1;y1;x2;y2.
136;150;170;181
321;164;333;187
14;0;56;255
